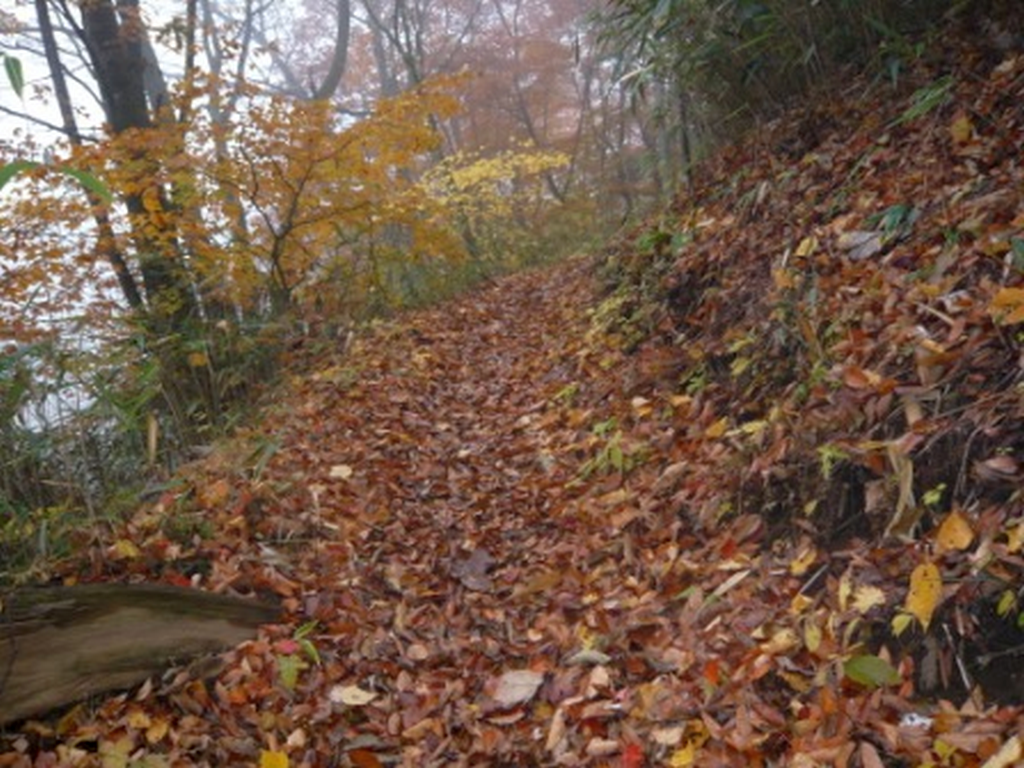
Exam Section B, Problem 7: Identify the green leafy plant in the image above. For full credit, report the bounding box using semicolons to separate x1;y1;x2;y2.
275;620;321;691
577;418;646;480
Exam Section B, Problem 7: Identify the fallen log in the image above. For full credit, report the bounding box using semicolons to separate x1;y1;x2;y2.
0;584;278;725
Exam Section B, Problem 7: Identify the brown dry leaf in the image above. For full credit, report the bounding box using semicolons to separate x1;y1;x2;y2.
980;735;1022;768
545;707;568;753
859;740;886;768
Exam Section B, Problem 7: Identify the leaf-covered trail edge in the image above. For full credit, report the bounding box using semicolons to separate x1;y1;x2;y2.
7;254;1018;767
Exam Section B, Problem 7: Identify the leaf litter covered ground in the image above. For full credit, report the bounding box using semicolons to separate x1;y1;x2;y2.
5;31;1024;768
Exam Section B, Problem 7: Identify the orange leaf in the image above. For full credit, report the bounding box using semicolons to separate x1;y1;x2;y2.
935;509;973;552
990;287;1024;325
349;749;383;768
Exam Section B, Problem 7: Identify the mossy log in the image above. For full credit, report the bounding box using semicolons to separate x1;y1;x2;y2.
0;584;278;725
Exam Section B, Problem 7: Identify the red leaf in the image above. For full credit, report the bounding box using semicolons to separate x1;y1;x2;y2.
621;742;645;768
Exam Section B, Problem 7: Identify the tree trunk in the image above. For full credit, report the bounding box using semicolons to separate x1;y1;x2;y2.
0;584;278;725
78;0;199;331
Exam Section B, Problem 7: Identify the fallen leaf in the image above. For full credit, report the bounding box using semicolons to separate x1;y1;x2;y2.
990;287;1024;325
493;669;545;708
837;230;883;260
622;742;645;767
949;112;974;144
981;734;1022;768
935;509;974;552
789;546;817;576
704;417;728;438
110;538;142;560
851;585;886;614
259;751;289;768
348;749;383;768
584;738;620;757
454;547;496;592
329;464;354;479
329;684;378;706
652;726;685;746
859;740;886;768
669;741;697;767
844;654;901;687
566;648;612;666
545;707;568;753
905;562;942;630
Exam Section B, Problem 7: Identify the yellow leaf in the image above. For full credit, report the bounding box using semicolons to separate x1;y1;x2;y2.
790;593;813;614
838;571;853;611
789;546;817;576
990;287;1024;325
145;717;169;744
772;267;798;290
891;612;914;637
126;709;151;729
762;627;799;654
905;562;942;630
795;236;818;257
669;394;693;411
852;585;887;614
260;750;289;768
111;538;141;560
704;418;728;438
186;351;209;368
803;619;822;653
669;740;697;767
1007;521;1024;554
935;509;974;552
949;112;974;144
996;590;1016;617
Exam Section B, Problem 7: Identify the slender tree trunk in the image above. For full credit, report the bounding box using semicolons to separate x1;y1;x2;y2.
34;0;144;310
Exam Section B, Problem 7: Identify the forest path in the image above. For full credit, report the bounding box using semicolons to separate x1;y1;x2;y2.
225;257;643;764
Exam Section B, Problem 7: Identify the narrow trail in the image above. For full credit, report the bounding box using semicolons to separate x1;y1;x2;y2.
221;258;633;764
